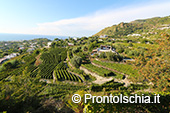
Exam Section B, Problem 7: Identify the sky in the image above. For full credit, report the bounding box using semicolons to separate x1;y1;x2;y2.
0;0;170;37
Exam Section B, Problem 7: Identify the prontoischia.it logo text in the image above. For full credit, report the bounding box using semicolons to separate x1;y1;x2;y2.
72;94;160;104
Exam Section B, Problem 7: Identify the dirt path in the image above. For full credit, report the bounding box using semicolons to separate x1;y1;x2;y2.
80;66;113;85
91;62;133;87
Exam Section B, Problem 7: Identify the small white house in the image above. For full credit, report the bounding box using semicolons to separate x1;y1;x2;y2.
47;42;52;47
68;43;74;46
100;35;108;38
5;53;20;59
73;37;78;41
127;34;141;37
98;39;103;42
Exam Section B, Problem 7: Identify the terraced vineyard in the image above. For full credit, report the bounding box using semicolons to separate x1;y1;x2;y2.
37;48;67;79
24;48;83;82
92;60;139;77
82;63;116;77
23;48;68;79
54;69;83;82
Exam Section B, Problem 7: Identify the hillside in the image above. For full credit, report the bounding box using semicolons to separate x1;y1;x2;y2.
0;16;170;113
94;15;170;37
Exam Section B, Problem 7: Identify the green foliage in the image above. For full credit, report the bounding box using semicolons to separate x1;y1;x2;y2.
68;50;73;60
3;62;13;70
39;83;85;98
38;47;67;79
99;52;106;58
105;52;123;62
82;63;114;77
34;49;40;55
55;61;66;70
127;50;144;56
72;47;81;54
68;68;96;82
92;60;139;77
1;59;19;71
0;74;45;113
54;69;83;82
114;44;125;53
23;54;36;63
141;39;149;44
70;56;82;68
88;41;98;52
128;43;133;47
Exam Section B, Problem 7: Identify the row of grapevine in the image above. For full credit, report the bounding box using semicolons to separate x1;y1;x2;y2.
92;60;139;77
38;63;56;79
37;48;67;79
40;48;67;64
54;69;82;82
40;52;60;64
81;63;114;77
26;65;37;74
30;68;39;78
55;61;66;70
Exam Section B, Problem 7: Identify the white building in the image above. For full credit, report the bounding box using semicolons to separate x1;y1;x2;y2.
73;37;78;41
68;43;74;46
91;45;117;55
98;39;103;42
100;35;108;38
127;34;141;37
4;53;20;59
47;42;52;47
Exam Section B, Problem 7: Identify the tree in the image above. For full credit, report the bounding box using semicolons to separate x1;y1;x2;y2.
71;56;82;68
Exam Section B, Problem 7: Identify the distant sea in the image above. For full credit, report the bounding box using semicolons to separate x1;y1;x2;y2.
0;33;68;41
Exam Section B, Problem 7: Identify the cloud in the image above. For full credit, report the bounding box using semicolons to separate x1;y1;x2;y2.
30;1;170;37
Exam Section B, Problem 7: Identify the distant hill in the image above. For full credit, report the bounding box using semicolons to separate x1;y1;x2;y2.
94;15;170;37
